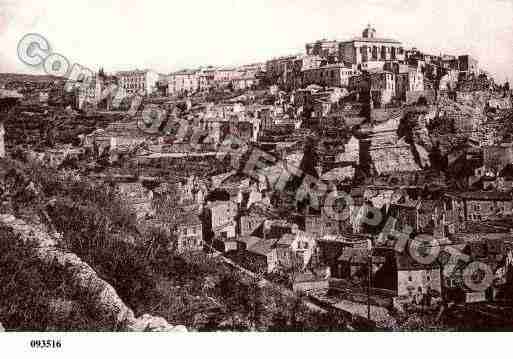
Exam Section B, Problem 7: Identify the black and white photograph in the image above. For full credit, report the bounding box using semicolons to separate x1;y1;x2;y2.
0;0;513;355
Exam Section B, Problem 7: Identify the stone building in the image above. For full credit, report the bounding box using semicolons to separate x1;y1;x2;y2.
483;143;513;172
174;214;203;253
302;63;359;88
394;247;442;300
204;200;238;240
213;67;242;88
232;76;259;90
459;55;479;78
395;66;425;102
241;238;279;274
460;191;513;221
283;55;324;90
168;69;200;95
349;69;396;106
76;73;105;110
116;69;159;96
265;54;299;86
275;230;317;270
305;39;339;60
338;25;405;69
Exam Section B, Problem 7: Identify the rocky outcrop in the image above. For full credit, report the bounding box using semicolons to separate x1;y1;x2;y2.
0;213;186;332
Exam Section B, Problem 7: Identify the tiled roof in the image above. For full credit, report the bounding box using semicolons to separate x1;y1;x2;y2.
236;236;261;248
247;239;277;256
459;191;512;201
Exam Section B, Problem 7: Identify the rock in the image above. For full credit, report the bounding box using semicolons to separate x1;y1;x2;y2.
129;314;187;332
0;215;185;332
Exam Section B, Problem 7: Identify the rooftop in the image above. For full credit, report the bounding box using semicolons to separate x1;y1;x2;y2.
247;239;277;256
458;191;512;201
343;37;401;44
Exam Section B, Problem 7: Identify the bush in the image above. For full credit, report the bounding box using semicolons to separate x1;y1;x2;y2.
0;227;98;330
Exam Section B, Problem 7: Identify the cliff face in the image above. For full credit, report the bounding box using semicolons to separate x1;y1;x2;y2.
0;213;186;332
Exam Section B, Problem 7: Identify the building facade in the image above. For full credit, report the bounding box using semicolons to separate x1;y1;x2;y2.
116;69;159;96
349;70;397;106
302;64;359;88
175;216;203;253
305;39;339;60
338;25;404;67
168;70;200;95
395;67;425;101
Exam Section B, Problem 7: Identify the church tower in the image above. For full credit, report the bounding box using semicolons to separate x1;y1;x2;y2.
362;24;377;39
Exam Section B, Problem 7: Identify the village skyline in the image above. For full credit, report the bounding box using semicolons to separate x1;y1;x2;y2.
1;0;512;82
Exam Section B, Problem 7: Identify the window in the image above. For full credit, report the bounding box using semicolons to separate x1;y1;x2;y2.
408;276;413;282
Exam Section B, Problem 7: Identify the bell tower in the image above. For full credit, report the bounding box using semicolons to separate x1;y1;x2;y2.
362;24;376;39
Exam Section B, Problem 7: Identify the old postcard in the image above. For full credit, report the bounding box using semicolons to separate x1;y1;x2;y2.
0;0;512;356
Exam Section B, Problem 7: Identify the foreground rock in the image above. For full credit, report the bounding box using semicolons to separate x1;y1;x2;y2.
0;213;186;332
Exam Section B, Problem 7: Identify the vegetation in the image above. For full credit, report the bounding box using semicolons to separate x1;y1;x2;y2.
0;159;349;331
0;228;99;330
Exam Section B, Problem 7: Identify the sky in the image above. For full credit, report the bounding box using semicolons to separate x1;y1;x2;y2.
0;0;512;82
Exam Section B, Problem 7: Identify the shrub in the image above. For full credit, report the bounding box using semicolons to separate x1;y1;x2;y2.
0;227;98;330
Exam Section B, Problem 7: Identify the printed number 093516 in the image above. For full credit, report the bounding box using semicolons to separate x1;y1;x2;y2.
30;340;61;349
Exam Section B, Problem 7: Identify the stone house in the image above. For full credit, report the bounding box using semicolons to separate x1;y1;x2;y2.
301;213;342;239
388;195;465;238
441;239;506;304
203;200;238;242
245;239;279;274
239;210;267;237
291;269;330;292
395;249;442;301
458;55;479;78
460;191;513;221
302;63;359;88
275;230;317;271
174;215;203;253
232;236;279;274
349;69;396;107
395;66;424;102
483;143;513;173
336;245;386;281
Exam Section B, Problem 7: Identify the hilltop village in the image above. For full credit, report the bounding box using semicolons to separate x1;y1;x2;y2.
1;25;513;331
